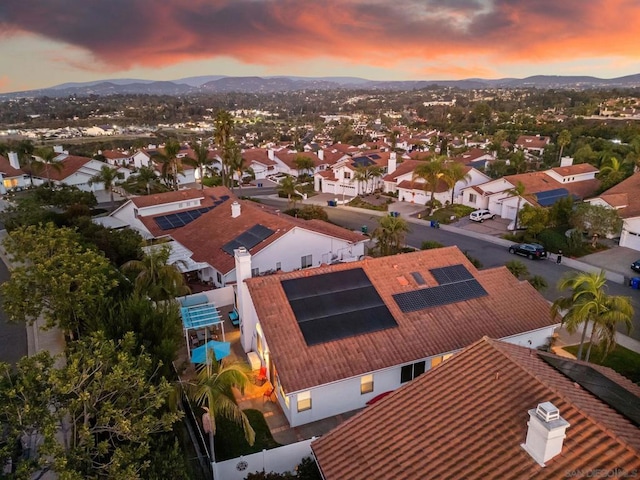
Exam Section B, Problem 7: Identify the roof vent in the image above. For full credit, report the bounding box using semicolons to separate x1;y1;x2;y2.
536;402;560;422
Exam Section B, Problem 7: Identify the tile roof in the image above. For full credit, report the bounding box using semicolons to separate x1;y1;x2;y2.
242;148;277;166
515;135;551;149
593;172;640;219
245;247;557;393
158;189;366;274
101;150;130;159
382;159;425;182
0;154;25;176
504;171;600;201
130;188;208;209
45;155;93;181
551;163;599;176
319;149;349;165
312;338;640;480
275;151;322;169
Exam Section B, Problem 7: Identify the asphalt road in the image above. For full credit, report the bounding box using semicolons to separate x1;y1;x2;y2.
0;255;28;365
256;196;640;341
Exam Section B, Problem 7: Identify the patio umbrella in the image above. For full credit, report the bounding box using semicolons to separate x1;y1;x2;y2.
191;340;231;364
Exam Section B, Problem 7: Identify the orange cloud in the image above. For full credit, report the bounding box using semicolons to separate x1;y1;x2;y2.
0;0;638;78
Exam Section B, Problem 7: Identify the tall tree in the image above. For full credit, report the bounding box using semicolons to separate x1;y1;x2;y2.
121;244;190;301
372;214;410;256
570;203;623;247
412;156;447;211
557;129;572;162
279;176;301;207
551;271;633;362
88;164;124;211
293;155;315;178
185;140;213;190
441;162;471;204
225;139;251;191
506;181;527;229
214;110;234;187
154;139;182;190
33;147;63;185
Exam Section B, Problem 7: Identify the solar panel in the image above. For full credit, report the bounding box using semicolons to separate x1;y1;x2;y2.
222;224;276;255
539;353;640;427
411;272;426;285
281;268;397;345
535;188;570;207
153;205;218;231
352;156;374;167
369;154;381;159
393;279;488;313
430;265;474;285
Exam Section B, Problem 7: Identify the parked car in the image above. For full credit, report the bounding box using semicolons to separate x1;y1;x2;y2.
508;243;548;260
632;259;640;273
469;209;495;222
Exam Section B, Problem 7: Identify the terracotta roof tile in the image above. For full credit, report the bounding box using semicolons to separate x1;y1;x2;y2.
594;172;640;219
45;155;93;181
246;248;557;393
0;154;25;176
131;188;208;209
504;171;600;201
551;163;599;176
312;338;640;480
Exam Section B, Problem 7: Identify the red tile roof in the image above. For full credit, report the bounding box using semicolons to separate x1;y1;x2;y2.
45;155;93;181
594;172;640;219
382;160;426;182
245;247;557;393
275;151;322;169
312;338;640;480
504;171;600;201
551;163;599;176
0;154;25;177
130;188;209;209
515;135;551;150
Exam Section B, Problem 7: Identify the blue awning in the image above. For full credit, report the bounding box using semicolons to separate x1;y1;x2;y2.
191;340;231;363
181;303;222;330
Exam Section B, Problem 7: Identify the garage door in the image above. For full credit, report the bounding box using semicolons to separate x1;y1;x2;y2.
621;229;640;251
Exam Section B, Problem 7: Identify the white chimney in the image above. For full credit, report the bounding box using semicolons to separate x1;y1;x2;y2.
318;149;324;161
8;152;20;169
53;145;65;154
231;201;241;218
560;156;574;167
522;402;570;466
268;149;275;161
234;247;254;353
388;151;397;175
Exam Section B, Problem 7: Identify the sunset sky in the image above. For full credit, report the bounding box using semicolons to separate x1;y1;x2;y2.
1;0;639;93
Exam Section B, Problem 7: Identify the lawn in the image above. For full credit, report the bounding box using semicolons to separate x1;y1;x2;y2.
563;344;640;384
424;204;475;224
214;409;282;461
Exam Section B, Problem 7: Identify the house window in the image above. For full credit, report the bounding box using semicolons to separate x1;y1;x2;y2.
216;272;222;284
344;172;351;179
276;262;281;271
301;254;312;269
361;374;374;394
297;391;311;412
133;208;139;218
400;361;426;383
469;193;477;203
251;267;259;277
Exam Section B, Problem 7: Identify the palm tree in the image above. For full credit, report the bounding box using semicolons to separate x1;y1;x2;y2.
366;165;383;193
372;215;410;256
89;165;124;211
505;260;529;279
33;147;63;186
557;129;571;162
133;166;159;195
182;353;255;462
506;181;527;229
441;162;471;204
279;176;300;207
225;140;248;191
214;110;234;187
352;166;368;195
551;271;634;362
154;139;182;190
412;156;446;212
598;156;628;188
293;155;315;178
121;245;190;301
185;140;213;190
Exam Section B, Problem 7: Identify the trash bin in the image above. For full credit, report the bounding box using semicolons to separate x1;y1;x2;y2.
390;211;400;217
630;277;640;289
361;225;368;234
257;182;262;187
327;200;337;207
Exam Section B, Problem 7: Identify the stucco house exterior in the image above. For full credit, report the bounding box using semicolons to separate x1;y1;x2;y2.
234;246;559;428
37;154;130;192
460;162;600;221
0;152;31;194
586;172;640;251
314;151;391;198
102;186;367;287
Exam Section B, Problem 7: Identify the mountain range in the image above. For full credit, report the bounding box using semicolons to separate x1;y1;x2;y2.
3;74;640;99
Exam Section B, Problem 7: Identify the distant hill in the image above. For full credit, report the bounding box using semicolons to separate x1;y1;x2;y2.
2;73;639;99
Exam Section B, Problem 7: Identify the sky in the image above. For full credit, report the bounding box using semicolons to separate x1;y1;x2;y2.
1;0;639;94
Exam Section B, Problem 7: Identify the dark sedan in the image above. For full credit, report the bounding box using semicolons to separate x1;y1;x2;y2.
632;260;640;273
508;243;548;260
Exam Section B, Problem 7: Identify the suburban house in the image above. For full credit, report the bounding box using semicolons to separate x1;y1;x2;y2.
234;246;559;428
35;153;130;192
0;152;31;193
586;172;640;251
314;151;391;198
102;186;367;287
452;147;496;169
382;155;491;206
100;149;133;167
460;160;600;221
311;337;640;479
514;135;551;155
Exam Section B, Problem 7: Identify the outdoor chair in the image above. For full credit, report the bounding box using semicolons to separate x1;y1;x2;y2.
263;385;275;403
254;366;267;386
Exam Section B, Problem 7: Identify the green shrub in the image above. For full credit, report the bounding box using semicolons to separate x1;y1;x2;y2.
464;251;483;269
537;229;567;253
565;229;584;256
421;240;445;250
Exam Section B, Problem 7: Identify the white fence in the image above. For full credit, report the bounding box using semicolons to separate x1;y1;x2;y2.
181;286;235;309
214;438;315;480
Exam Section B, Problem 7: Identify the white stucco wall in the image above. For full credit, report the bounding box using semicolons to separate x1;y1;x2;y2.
620;217;640;251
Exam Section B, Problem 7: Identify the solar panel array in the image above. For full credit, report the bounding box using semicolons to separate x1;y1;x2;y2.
539;353;640;427
430;265;474;285
154;206;214;230
222;224;275;255
535;188;570;207
393;279;487;313
352;156;375;167
281;268;397;346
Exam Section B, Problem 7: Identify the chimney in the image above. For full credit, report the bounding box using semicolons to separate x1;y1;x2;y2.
388;151;397;175
231;201;241;218
521;402;570;466
318;149;324;161
8;152;20;169
268;149;275;161
234;247;254;353
560;156;574;167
